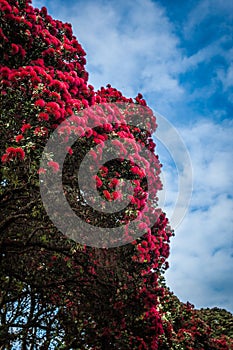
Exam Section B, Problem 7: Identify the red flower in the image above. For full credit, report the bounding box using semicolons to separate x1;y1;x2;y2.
99;166;108;177
103;190;111;201
109;178;119;188
1;154;8;163
15;134;24;142
38;167;46;174
93;175;103;188
48;161;59;172
15;147;25;159
112;191;120;200
35;99;46;107
66;146;73;155
41;6;48;15
117;130;132;138
1;2;12;13
0;66;11;77
89;150;97;161
103;123;113;132
34;127;48;137
58;125;71;137
46;101;60;112
138;222;148;230
11;43;19;54
21;124;31;133
1;147;25;163
38;112;49;121
131;166;145;178
53;111;61;120
19;46;26;59
85;128;93;138
92;137;100;144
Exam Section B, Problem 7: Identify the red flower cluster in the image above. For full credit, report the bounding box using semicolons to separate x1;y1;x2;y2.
103;189;120;201
21;124;31;133
1;147;25;163
15;134;24;142
47;160;59;172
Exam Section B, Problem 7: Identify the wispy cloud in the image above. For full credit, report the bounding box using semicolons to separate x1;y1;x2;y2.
179;0;233;108
164;119;233;312
183;0;233;38
217;62;233;91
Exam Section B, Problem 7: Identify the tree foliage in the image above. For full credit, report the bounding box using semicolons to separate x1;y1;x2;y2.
158;282;233;349
0;0;232;349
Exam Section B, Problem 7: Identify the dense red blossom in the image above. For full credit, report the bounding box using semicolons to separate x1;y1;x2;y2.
103;189;112;201
35;98;46;107
21;123;31;133
15;134;24;142
47;160;59;172
1;146;25;162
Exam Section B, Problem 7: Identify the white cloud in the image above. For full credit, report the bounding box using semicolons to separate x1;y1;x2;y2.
165;194;233;311
181;39;228;72
179;0;233;102
163;119;233;312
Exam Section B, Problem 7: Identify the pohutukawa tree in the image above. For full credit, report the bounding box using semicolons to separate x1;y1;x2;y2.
1;1;233;350
0;1;173;348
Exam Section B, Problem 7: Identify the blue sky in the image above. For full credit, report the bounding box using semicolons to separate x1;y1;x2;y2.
32;0;233;312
